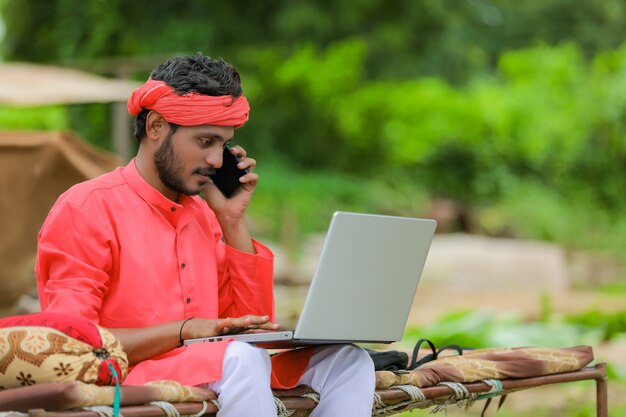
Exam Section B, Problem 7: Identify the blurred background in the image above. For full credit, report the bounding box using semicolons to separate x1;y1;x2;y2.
0;1;625;415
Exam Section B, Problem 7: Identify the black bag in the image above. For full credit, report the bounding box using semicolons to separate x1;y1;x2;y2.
367;339;463;372
366;349;409;371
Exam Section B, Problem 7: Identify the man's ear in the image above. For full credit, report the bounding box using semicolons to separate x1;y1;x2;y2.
145;111;168;141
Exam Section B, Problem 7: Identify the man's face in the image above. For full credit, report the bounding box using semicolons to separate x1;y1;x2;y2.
154;124;235;196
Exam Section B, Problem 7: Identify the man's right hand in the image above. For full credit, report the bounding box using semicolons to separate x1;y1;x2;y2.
182;315;281;340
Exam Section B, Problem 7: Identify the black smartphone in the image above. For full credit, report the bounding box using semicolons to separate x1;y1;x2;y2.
209;145;249;198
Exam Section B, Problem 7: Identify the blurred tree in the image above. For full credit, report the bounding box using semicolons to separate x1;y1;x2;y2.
2;0;626;234
3;0;625;83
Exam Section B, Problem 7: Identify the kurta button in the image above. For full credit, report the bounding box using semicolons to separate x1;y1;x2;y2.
181;263;186;269
171;207;176;212
186;297;191;304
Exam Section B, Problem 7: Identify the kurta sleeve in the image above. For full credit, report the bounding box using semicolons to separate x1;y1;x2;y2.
36;201;117;323
211;215;275;320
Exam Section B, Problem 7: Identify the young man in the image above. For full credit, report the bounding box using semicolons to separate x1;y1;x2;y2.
36;53;374;417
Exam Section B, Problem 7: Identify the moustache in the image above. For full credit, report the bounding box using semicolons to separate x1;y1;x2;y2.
193;167;216;177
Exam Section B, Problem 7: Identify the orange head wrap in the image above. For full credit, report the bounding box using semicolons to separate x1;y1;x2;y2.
127;79;250;128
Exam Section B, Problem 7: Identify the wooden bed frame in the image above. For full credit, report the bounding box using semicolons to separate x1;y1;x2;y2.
25;364;607;417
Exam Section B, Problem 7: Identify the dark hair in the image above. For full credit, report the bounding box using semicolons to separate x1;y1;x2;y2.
133;52;244;141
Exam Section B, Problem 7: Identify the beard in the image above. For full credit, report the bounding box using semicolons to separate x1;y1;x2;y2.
154;130;199;196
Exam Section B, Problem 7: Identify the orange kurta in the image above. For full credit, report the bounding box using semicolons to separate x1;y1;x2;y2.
36;160;277;387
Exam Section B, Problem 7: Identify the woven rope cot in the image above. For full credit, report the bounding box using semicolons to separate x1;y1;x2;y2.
19;364;607;417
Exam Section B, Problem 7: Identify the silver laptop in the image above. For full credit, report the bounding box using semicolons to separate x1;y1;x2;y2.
184;211;436;348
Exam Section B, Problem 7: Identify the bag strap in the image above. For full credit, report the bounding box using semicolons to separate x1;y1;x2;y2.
408;339;464;370
408;339;436;370
436;343;463;357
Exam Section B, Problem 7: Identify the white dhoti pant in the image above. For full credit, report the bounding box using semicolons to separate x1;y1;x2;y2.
203;341;375;417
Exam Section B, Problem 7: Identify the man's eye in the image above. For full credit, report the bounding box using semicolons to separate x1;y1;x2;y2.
199;138;212;147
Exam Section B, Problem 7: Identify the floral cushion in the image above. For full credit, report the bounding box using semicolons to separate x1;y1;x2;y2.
0;312;128;389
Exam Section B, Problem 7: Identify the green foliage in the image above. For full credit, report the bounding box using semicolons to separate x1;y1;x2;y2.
565;310;626;341
244;40;370;170
6;0;624;81
66;104;114;152
249;158;429;243
0;103;114;152
327;42;624;197
607;359;626;382
3;0;626;261
0;105;68;130
483;181;626;259
595;282;626;294
403;309;605;350
248;39;626;227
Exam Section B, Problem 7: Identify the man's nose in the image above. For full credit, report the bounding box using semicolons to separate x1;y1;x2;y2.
206;148;223;169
